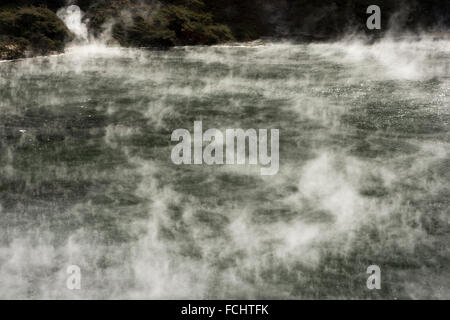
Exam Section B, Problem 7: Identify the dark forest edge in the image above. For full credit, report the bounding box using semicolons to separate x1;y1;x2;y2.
1;0;449;60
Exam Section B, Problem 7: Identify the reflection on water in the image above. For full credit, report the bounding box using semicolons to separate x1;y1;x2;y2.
0;37;449;299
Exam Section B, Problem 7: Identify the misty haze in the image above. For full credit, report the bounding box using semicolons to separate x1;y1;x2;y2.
0;0;449;300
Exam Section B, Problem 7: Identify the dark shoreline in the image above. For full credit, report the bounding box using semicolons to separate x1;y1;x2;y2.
2;1;449;62
2;31;449;63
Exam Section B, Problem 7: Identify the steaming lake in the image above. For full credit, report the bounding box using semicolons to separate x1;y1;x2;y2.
0;38;449;299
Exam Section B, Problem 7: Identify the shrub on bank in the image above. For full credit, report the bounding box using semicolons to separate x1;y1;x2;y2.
0;6;72;59
83;0;234;47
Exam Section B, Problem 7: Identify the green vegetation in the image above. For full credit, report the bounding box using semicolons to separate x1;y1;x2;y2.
111;3;234;46
1;0;449;59
82;0;234;46
0;4;72;59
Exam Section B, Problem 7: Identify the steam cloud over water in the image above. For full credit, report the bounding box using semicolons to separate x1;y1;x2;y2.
57;5;89;42
0;7;449;299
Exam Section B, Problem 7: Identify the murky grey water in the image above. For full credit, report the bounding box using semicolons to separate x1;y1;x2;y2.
0;38;449;299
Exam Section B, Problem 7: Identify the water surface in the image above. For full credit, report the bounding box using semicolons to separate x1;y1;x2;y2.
0;39;449;299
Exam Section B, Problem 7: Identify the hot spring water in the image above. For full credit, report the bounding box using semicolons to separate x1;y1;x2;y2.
0;6;449;299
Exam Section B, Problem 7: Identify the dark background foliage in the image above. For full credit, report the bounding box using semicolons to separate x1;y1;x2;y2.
1;0;449;58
